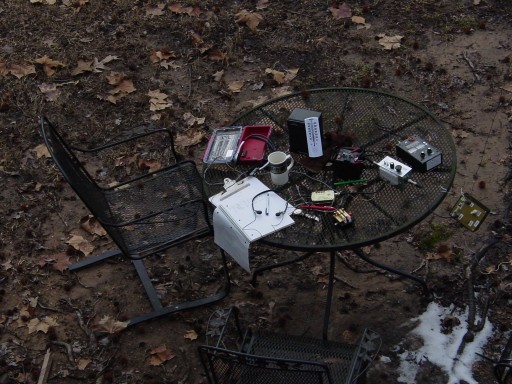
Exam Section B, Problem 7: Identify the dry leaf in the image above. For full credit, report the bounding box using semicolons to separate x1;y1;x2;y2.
98;74;136;104
377;34;403;50
80;215;107;237
77;358;92;370
265;67;299;84
213;70;224;82
110;79;136;95
160;60;180;70
356;23;372;30
92;316;128;334
52;252;71;272
106;71;126;85
311;265;329;284
27;316;58;334
28;297;38;308
182;112;205;127
228;80;244;93
329;3;352;19
148;344;176;366
1;260;13;270
138;158;161;172
190;31;204;46
92;55;119;73
38;83;61;102
256;0;270;10
147;90;172;111
341;329;359;344
35;55;65;77
149;50;176;63
66;234;95;256
0;59;8;76
426;249;453;263
184;329;198;340
351;16;365;24
174;127;205;147
208;48;228;62
235;10;263;31
434;244;454;262
501;84;512;93
9;63;36;79
33;144;51;159
452;129;469;139
146;3;166;17
71;59;93;75
168;3;201;16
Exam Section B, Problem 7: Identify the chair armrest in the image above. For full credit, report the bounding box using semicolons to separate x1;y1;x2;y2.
70;125;181;163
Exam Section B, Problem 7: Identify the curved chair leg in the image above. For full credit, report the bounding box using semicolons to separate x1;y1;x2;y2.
69;247;231;328
127;248;231;326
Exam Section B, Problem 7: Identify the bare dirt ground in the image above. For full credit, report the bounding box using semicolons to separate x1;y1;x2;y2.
1;1;512;383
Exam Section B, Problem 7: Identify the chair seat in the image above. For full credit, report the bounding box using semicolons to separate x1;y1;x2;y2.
242;332;360;384
103;161;211;256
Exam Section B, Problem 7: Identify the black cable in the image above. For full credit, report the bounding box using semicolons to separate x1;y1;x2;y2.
251;189;288;217
236;134;276;162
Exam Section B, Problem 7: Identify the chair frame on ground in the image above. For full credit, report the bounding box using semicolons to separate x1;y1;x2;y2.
39;116;230;327
199;307;380;384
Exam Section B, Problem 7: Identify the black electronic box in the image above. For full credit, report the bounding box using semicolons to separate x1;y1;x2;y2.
396;135;442;172
287;108;323;154
331;147;364;180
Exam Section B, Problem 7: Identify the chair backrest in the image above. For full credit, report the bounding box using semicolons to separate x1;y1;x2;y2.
39;116;128;249
198;346;333;384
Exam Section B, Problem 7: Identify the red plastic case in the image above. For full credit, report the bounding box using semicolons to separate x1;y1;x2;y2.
237;125;272;164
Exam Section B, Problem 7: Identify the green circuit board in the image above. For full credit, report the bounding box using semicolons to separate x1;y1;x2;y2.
450;194;490;232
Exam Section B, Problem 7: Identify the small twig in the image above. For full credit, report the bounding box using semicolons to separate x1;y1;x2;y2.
412;260;427;274
37;348;52;384
74;274;92;289
287;10;310;16
76;310;98;349
51;341;75;365
187;64;192;98
177;348;191;384
334;274;358;289
38;301;62;313
462;50;481;82
56;211;68;229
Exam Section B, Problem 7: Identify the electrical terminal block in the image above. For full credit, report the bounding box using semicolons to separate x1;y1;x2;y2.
333;208;353;227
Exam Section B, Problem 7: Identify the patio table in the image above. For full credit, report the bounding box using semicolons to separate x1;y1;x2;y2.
204;87;456;339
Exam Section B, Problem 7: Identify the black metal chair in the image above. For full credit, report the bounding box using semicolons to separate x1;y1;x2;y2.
199;307;380;384
39;116;230;327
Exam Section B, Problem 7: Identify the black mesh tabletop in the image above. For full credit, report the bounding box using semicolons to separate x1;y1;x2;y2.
204;87;456;252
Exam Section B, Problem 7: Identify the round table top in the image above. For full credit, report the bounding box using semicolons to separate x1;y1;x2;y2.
204;87;456;252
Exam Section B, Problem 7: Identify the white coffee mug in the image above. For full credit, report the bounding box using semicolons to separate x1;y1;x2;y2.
268;151;294;185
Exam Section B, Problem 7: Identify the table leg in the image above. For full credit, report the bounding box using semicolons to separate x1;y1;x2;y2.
353;248;430;296
323;251;336;341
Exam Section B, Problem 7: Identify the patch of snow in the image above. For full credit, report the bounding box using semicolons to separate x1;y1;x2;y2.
397;301;493;384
